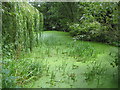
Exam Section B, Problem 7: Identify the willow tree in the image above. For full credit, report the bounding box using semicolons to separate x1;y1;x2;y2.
2;2;43;59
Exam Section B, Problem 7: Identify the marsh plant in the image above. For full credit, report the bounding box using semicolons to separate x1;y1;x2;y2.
84;61;107;87
67;43;97;62
49;71;56;86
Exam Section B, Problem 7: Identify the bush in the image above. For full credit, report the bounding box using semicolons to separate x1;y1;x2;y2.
69;20;103;41
69;14;119;46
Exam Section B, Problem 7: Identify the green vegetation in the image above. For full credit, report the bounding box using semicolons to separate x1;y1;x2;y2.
2;2;43;88
2;1;119;88
2;2;43;58
32;2;119;46
24;31;118;88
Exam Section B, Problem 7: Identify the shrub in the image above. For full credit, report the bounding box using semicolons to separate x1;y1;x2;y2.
69;14;119;46
69;20;103;41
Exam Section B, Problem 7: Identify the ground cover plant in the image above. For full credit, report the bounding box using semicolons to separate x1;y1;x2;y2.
1;1;119;88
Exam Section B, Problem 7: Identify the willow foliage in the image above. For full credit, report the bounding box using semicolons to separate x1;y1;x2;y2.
2;2;43;59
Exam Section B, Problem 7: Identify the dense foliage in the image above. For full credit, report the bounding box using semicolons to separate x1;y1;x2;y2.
31;2;119;46
30;2;84;31
69;2;119;46
2;2;43;59
2;2;43;88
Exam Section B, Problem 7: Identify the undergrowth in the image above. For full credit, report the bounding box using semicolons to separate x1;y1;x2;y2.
2;56;43;88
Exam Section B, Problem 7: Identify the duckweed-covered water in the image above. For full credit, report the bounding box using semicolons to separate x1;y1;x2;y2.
24;31;118;88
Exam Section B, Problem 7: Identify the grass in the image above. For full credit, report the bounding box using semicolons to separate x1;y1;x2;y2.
2;31;118;88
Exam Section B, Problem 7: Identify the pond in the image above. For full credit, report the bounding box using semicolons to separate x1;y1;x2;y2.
24;31;118;88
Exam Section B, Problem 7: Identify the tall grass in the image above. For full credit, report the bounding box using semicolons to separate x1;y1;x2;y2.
2;55;43;88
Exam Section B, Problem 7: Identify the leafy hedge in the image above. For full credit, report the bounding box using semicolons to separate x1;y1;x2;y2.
2;2;43;59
